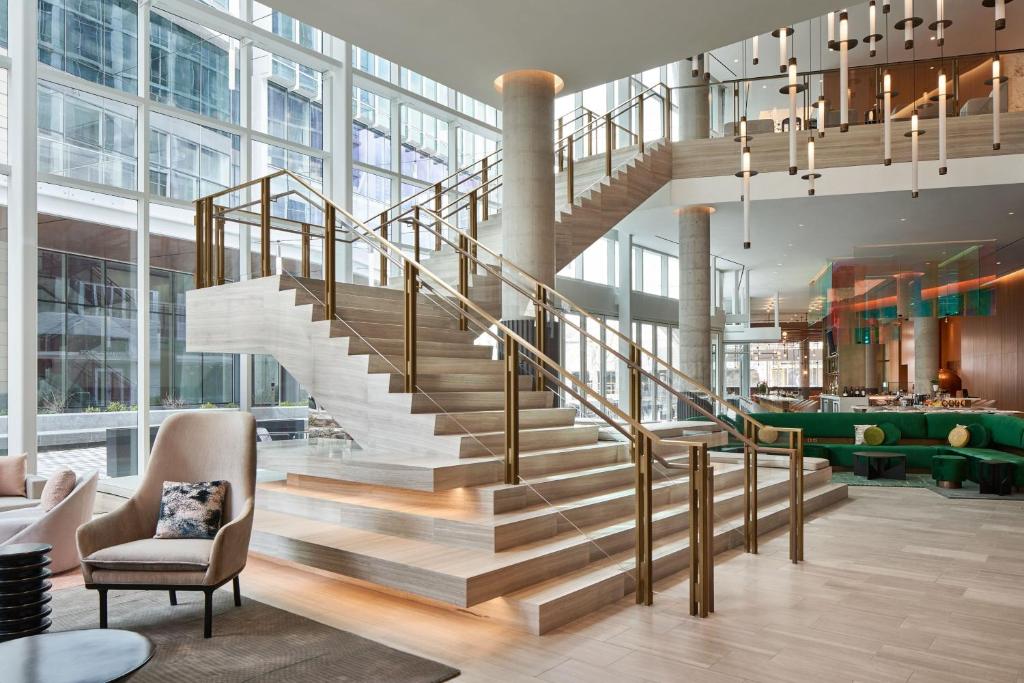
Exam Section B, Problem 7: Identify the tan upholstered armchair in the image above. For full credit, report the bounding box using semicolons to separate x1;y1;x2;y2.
77;411;256;638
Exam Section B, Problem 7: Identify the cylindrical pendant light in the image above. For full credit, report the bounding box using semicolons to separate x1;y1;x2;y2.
983;0;1013;31
837;12;857;132
752;35;759;65
772;26;794;73
880;71;895;165
929;0;951;45
988;54;1007;149
827;12;837;49
937;70;948;173
866;1;883;57
802;137;821;196
690;54;700;78
896;0;923;49
883;0;892;12
780;57;805;174
904;109;925;197
736;147;758;249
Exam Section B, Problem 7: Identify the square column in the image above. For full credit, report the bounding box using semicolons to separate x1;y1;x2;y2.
677;206;713;387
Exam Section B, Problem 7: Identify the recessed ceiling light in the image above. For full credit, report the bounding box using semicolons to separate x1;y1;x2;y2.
900;218;906;222
1009;211;1015;215
798;223;804;227
762;84;767;89
776;263;783;267
997;261;1002;265
733;58;739;63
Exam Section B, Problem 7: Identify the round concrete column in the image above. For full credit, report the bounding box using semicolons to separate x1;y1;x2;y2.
497;70;561;319
677;206;713;387
913;316;940;394
670;61;710;140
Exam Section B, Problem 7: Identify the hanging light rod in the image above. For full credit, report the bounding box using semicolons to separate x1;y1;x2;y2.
986;54;1007;149
735;148;759;249
771;26;794;73
877;72;898;165
931;68;949;174
778;57;806;174
929;0;952;46
895;0;923;49
802;136;822;196
752;35;760;65
865;1;883;57
982;0;1014;31
836;11;858;132
904;108;926;197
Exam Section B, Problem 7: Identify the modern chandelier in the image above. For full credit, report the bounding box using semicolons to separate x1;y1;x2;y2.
984;0;1012;31
802;136;821;195
772;26;794;73
895;0;923;49
929;0;951;46
837;11;857;132
781;57;805;174
865;1;882;57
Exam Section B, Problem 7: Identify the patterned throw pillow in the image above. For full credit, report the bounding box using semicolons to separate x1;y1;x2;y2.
947;425;970;448
155;481;229;540
40;468;77;512
853;425;872;445
863;426;885;447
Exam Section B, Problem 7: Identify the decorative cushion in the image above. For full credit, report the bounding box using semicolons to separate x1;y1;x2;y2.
0;517;35;544
967;423;991;448
0;454;27;497
948;425;971;448
39;468;77;512
84;538;213;572
758;426;779;444
154;481;229;540
863;426;885;447
879;422;902;445
853;425;872;445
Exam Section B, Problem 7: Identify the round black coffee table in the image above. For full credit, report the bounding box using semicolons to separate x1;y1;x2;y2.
0;543;53;642
853;451;907;480
0;629;154;683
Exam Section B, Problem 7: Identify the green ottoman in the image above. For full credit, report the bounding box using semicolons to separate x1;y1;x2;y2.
932;455;968;489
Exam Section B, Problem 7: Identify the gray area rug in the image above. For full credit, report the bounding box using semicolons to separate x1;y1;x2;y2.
49;587;460;682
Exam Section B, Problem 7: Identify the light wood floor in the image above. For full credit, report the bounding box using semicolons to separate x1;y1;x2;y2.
234;487;1024;682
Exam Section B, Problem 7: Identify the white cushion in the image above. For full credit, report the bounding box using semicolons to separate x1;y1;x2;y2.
83;538;214;572
0;496;37;513
0;506;44;520
0;517;34;544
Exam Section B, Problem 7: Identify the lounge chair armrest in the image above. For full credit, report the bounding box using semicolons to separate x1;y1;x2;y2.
25;475;47;499
76;498;146;561
205;498;255;585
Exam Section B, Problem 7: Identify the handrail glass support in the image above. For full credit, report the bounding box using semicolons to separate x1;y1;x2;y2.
260;177;272;277
324;204;336;320
504;333;520;485
689;442;714;617
300;223;311;279
403;261;417;393
635;433;654;606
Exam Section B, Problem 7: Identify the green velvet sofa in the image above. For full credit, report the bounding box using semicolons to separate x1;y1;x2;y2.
740;411;1024;486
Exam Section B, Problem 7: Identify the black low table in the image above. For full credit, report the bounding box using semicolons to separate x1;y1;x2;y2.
0;543;53;642
978;460;1014;496
853;451;907;480
0;629;154;683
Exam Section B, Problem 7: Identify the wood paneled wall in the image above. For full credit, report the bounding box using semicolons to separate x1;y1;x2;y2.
944;270;1024;411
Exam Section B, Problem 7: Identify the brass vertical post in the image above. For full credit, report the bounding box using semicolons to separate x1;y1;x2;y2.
379;212;389;286
433;183;442;252
300;223;311;279
260;177;271;277
214;204;225;285
323;204;336;320
412;205;421;263
481;157;489;221
557;117;564;171
566;141;575;202
663;85;672;141
638;94;645;154
604;112;613;177
468;190;478;276
743;418;759;554
690;442;714;617
203;197;214;288
403;261;417;393
457;233;469;331
628;345;641;464
791;428;804;562
635;432;654;606
587;111;594;156
194;201;205;289
533;285;546;392
504;333;520;485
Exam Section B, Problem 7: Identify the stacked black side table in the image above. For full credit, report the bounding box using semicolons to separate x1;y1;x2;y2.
0;544;53;642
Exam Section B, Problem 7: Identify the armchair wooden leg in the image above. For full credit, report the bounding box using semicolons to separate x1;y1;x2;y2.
98;589;108;629
232;576;241;607
169;590;177;606
204;590;213;639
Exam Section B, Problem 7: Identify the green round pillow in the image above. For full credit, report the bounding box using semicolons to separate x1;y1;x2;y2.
879;422;902;445
863;425;885;446
967;423;991;448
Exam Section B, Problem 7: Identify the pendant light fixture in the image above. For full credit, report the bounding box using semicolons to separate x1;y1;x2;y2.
904;48;925;198
772;26;794;73
937;68;948;173
827;11;837;50
988;55;1006;149
837;11;857;132
878;12;896;165
802;136;821;196
865;1;883;57
983;0;1013;31
883;0;892;12
736;147;758;248
929;0;951;46
780;57;805;174
752;35;759;65
895;0;923;49
816;16;827;137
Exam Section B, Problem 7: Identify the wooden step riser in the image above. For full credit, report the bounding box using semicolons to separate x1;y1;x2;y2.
389;373;534;393
347;338;492;359
368;356;505;376
410;391;553;413
334;308;461;331
330;321;477;344
434;408;577;435
457;426;599;458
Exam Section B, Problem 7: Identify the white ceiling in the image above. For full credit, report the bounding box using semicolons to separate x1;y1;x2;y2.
262;0;846;105
629;183;1024;314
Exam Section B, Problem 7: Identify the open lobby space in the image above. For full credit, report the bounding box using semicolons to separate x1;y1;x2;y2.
1;0;1023;681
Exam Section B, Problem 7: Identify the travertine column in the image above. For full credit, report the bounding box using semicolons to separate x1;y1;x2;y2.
677;206;713;386
498;70;561;319
914;316;940;394
1004;53;1024;112
670;61;711;140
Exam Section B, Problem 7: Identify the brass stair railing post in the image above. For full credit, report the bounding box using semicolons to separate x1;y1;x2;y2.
504;332;520;485
743;418;759;554
259;177;271;277
689;442;714;617
481;157;489;221
194;200;205;289
433;182;442;252
587;111;594;156
379;212;389;286
412;205;421;264
203;196;214;288
457;232;469;331
566;139;575;203
533;285;546;392
628;345;641;464
635;432;654;606
663;85;672;141
300;223;311;279
787;428;805;563
557;116;564;171
323;203;336;320
214;203;225;285
604;112;613;177
468;190;478;275
403;261;417;393
638;93;645;154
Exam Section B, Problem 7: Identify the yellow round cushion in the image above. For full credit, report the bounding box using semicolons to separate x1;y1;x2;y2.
948;425;970;448
759;426;779;444
863;425;885;447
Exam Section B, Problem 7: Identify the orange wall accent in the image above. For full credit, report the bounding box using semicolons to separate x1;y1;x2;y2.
952;272;1024;411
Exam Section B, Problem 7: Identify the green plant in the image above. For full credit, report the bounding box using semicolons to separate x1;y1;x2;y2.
226;402;239;409
201;402;217;409
161;394;187;409
84;406;101;413
106;401;129;412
